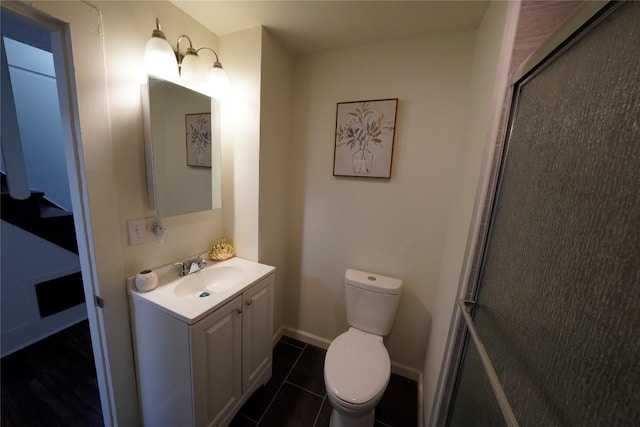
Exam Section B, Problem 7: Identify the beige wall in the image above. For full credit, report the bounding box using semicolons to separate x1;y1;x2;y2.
219;26;292;337
286;31;476;372
220;27;262;263
258;28;294;336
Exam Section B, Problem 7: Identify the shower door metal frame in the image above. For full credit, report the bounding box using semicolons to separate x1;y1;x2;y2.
433;1;624;425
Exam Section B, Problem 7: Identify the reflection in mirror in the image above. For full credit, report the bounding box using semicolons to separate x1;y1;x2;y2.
142;76;222;218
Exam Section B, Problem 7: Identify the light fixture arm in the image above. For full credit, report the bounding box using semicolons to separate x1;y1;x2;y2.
176;34;197;57
196;47;223;69
151;18;166;39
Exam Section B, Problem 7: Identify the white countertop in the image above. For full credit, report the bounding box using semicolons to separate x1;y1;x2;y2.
128;256;275;324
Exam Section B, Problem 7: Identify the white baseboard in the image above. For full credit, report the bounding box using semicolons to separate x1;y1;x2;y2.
390;361;422;382
279;325;422;382
281;326;331;349
272;325;285;346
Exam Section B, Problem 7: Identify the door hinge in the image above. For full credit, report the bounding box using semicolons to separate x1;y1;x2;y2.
96;296;105;309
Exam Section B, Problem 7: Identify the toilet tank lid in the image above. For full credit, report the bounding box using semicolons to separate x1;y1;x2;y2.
345;269;402;295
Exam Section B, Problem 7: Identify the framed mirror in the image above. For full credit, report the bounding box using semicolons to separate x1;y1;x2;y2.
142;76;222;217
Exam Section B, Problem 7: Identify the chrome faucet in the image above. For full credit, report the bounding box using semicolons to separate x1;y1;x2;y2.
174;258;207;276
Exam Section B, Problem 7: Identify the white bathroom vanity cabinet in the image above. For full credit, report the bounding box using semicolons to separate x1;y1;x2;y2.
128;258;275;427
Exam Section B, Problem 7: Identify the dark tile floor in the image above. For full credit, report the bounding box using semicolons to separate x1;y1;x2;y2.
231;336;418;427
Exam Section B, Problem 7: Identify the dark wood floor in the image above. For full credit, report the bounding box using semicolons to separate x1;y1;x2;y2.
1;320;103;427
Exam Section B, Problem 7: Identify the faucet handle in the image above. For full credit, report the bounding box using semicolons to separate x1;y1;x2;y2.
173;262;188;276
197;258;208;268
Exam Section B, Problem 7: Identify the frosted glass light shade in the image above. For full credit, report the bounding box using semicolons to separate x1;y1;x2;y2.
144;36;178;79
208;66;230;99
180;52;206;84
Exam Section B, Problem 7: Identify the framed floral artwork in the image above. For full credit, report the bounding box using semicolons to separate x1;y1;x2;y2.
186;113;212;167
333;98;398;178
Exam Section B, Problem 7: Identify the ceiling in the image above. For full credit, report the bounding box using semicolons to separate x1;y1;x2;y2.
170;1;490;55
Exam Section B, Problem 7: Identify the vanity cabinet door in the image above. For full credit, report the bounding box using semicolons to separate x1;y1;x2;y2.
242;274;274;392
191;295;242;427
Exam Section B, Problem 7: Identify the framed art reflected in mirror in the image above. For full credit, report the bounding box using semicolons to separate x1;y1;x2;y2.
186;113;212;168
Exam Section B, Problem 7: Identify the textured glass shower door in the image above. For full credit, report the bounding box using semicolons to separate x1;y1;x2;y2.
448;2;640;426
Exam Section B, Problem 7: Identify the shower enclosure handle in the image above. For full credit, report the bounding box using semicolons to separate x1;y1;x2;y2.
458;299;520;427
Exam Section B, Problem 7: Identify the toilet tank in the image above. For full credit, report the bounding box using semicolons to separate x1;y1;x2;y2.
345;269;402;336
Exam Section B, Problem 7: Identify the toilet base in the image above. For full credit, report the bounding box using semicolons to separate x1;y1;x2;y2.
329;408;375;427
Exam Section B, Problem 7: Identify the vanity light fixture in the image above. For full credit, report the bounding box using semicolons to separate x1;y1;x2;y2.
177;35;206;84
144;19;179;80
144;19;230;99
197;47;231;99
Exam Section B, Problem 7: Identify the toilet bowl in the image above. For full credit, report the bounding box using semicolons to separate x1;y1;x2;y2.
324;328;390;427
323;269;402;427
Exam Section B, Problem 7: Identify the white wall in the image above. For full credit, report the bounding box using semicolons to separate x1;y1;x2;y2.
219;27;262;262
423;1;519;424
4;37;72;210
258;28;294;337
218;26;293;337
1;35;82;355
287;31;476;372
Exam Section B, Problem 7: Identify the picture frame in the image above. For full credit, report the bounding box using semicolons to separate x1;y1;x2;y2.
186;113;212;167
333;98;398;179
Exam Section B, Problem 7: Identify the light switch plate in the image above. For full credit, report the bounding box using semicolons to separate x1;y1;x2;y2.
127;217;160;245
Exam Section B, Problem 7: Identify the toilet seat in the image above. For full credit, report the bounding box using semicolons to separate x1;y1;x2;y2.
324;328;390;405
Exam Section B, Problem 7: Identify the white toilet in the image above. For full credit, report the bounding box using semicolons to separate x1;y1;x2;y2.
323;269;402;427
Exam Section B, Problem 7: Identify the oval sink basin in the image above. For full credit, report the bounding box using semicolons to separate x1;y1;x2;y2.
129;256;275;324
173;266;246;298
